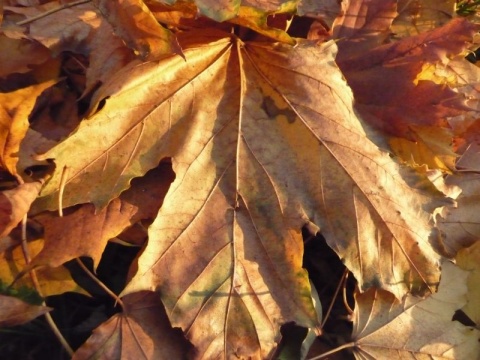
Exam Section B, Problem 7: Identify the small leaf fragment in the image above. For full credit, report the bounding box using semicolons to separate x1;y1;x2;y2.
0;294;51;327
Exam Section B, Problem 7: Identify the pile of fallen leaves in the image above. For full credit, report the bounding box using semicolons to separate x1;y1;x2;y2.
1;0;480;359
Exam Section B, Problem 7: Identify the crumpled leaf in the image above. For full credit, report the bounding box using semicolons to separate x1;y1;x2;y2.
93;0;182;60
73;291;190;359
433;173;480;256
0;181;43;238
6;1;134;95
456;241;480;326
0;80;56;177
37;32;449;356
331;0;397;58
31;163;174;270
352;261;480;359
335;18;478;140
0;239;88;297
0;294;51;327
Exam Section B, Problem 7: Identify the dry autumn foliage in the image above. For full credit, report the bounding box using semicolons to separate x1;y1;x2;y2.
1;0;480;359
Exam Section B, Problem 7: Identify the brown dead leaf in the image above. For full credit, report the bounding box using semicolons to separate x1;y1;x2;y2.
35;32;450;357
0;294;51;327
73;291;189;359
456;241;480;326
0;35;50;77
0;181;43;237
331;0;397;58
0;80;56;177
0;239;88;296
93;0;182;60
335;18;478;140
31;163;174;269
6;1;134;95
352;261;480;359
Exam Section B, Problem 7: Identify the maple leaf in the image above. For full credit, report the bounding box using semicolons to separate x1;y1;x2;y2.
73;291;190;359
335;17;478;140
33;29;455;357
351;261;480;359
0;294;51;327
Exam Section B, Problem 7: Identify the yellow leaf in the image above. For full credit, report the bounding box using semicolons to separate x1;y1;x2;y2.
0;239;88;297
0;81;56;177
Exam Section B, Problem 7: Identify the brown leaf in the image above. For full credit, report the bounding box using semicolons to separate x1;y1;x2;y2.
0;35;51;77
331;0;397;57
352;261;480;359
8;1;134;95
37;33;449;357
0;80;56;177
73;291;189;360
0;181;43;237
0;294;51;327
93;0;182;60
336;18;478;140
31;163;174;269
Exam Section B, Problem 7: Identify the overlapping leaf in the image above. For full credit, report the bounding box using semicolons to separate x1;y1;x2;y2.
0;294;51;327
31;164;173;270
73;291;189;359
352;261;480;359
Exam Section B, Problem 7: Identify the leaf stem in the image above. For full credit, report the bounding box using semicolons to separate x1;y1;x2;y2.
75;258;125;311
320;268;348;329
20;215;74;356
307;342;355;360
57;166;125;311
15;0;91;26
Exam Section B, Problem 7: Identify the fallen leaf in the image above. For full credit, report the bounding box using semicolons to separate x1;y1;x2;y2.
0;239;88;297
7;1;135;95
0;80;56;177
72;291;190;359
392;0;456;39
433;173;480;256
389;125;457;172
0;294;51;327
0;35;51;77
35;31;450;356
31;163;174;269
456;241;480;326
335;18;478;140
0;181;43;238
331;0;397;58
93;0;182;60
352;261;480;359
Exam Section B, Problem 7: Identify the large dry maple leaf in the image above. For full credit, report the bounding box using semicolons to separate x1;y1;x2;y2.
36;32;448;358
